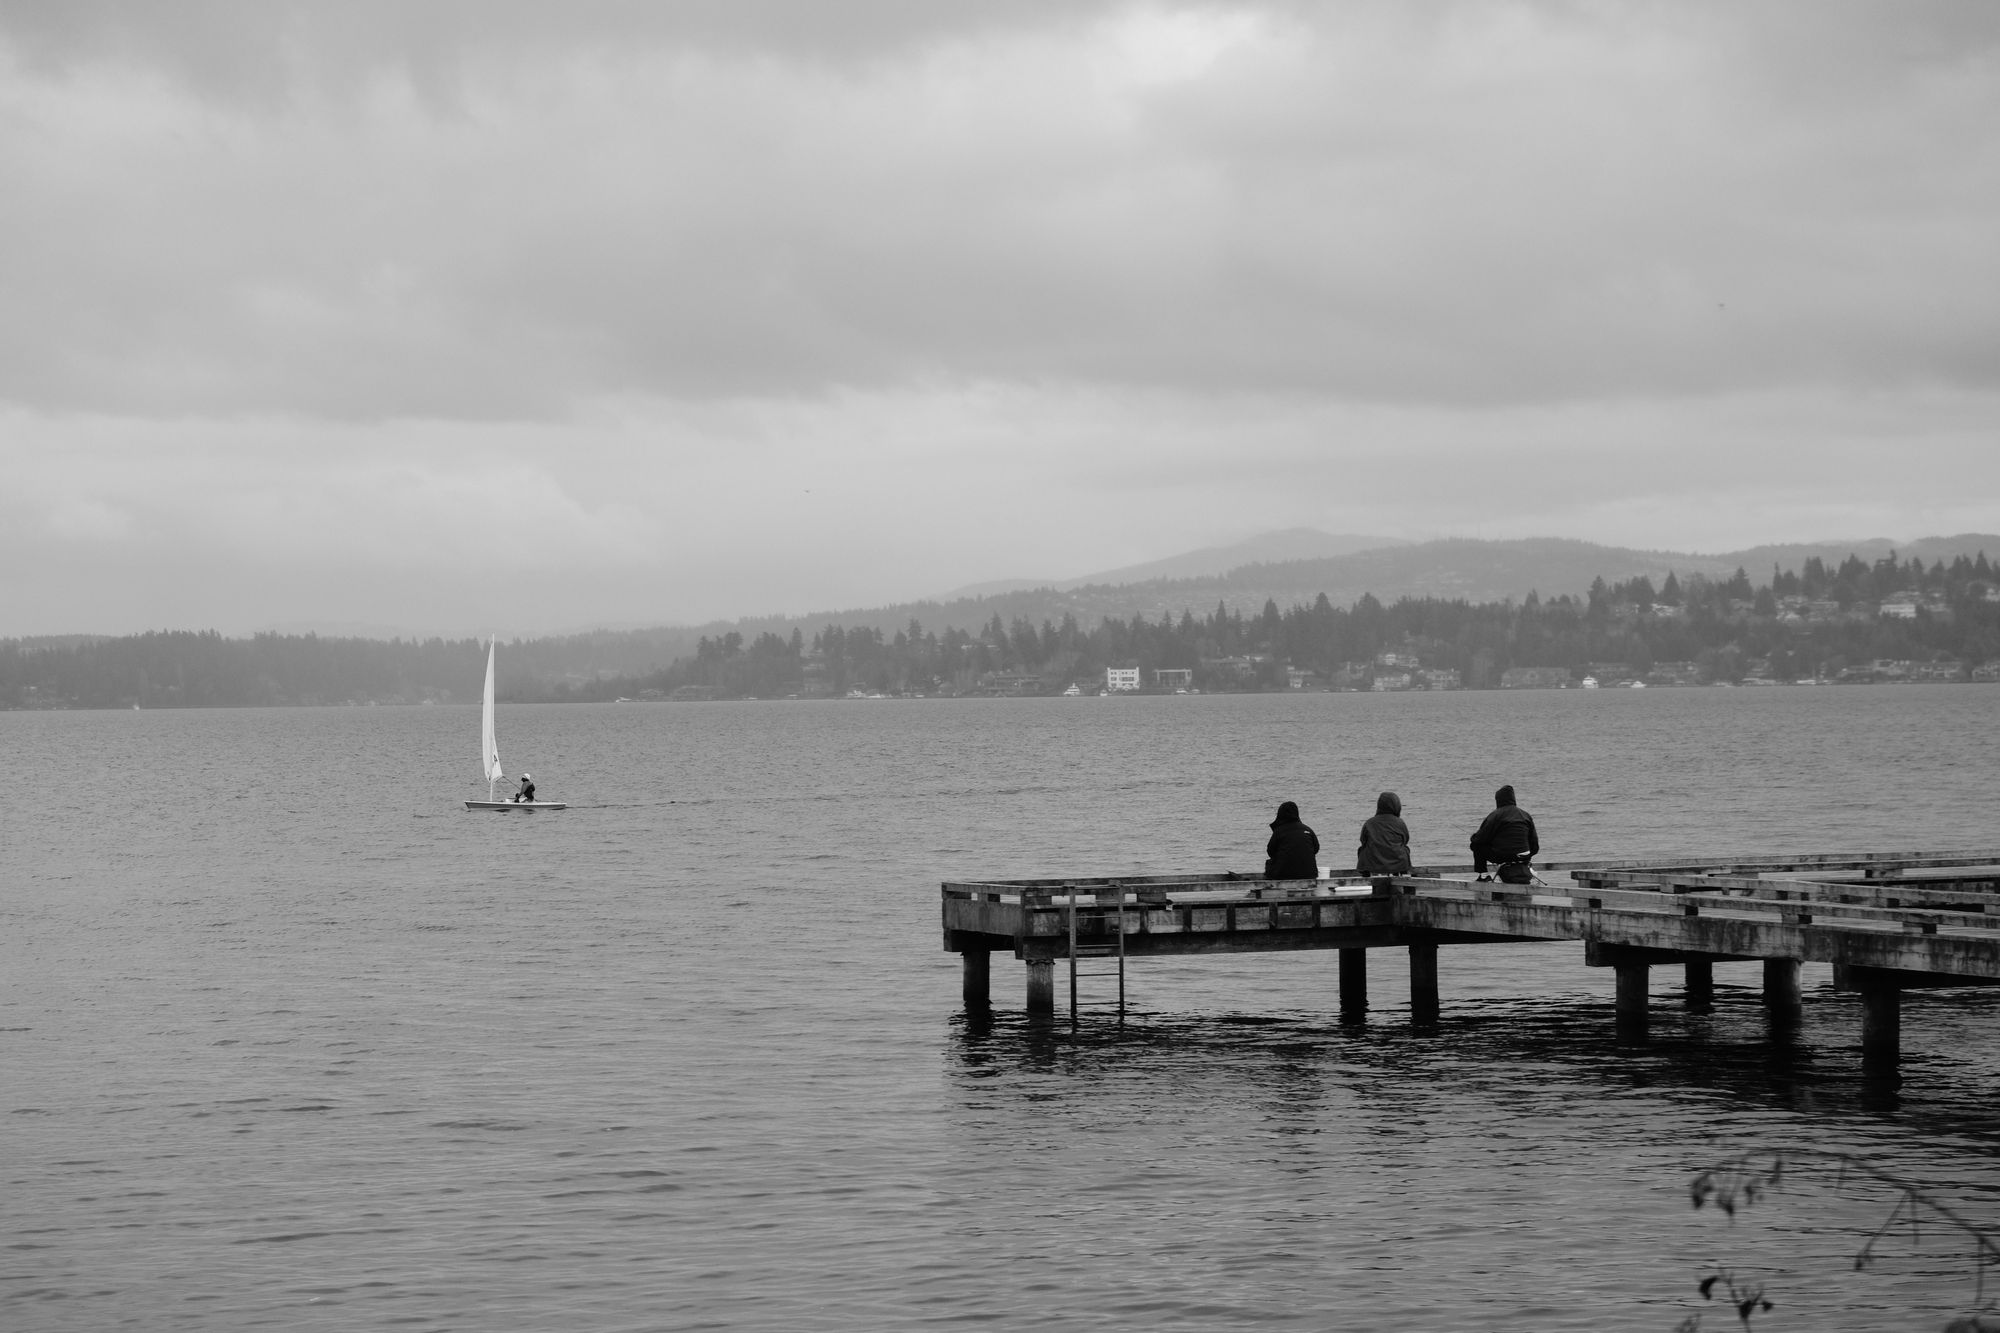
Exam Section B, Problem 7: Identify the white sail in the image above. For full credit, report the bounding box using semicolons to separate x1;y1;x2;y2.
481;638;503;784
465;638;563;810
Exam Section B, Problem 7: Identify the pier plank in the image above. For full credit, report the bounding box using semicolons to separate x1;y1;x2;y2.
1546;885;2000;933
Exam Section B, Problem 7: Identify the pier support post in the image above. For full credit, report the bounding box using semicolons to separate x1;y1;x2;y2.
1339;948;1368;1019
1408;943;1439;1024
1763;958;1803;1025
1025;958;1054;1014
1615;961;1649;1030
962;950;990;1009
1859;976;1902;1078
1684;959;1713;1011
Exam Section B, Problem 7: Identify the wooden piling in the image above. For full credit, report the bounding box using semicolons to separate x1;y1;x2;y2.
1860;979;1902;1077
1684;959;1713;1010
1409;942;1439;1023
1763;958;1803;1024
1025;958;1054;1014
1339;948;1368;1017
1615;960;1649;1029
962;949;990;1008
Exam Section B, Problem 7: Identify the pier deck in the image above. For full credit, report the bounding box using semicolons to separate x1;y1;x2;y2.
941;851;2000;1075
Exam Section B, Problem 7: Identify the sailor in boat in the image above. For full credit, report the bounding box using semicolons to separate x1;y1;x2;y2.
512;773;536;804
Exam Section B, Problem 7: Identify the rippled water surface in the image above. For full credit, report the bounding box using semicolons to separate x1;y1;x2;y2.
6;687;2000;1330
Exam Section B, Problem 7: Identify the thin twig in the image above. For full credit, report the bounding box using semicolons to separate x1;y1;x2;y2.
1688;1146;2000;1316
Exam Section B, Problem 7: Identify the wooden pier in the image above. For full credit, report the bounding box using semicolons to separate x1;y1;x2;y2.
941;850;2000;1076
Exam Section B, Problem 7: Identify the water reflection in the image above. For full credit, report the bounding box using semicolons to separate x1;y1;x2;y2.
940;996;2000;1331
945;987;2000;1132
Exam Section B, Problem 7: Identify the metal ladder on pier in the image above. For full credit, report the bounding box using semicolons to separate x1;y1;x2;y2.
1065;884;1128;1022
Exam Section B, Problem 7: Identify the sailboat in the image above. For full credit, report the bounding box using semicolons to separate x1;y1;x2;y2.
464;638;566;812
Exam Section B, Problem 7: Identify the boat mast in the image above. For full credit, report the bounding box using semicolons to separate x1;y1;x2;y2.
482;637;501;803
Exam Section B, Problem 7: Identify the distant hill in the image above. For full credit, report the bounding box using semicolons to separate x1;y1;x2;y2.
1158;536;1945;612
936;528;1405;599
15;528;2000;704
607;532;2000;661
12;533;1995;703
1724;536;2000;577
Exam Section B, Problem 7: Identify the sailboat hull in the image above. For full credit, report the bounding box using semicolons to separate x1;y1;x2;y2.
464;801;568;811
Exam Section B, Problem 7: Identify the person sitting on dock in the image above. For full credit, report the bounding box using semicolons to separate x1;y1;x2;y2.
513;773;536;804
1265;801;1320;880
1356;791;1412;876
1470;784;1538;884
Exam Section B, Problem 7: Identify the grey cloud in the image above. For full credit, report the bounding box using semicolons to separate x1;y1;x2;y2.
0;1;1996;421
6;388;1995;636
0;0;1096;101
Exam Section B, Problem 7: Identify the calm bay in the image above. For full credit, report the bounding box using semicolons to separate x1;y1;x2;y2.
6;685;2000;1330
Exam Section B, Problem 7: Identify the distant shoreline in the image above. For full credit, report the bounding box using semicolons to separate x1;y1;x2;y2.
6;676;1993;713
9;546;1997;707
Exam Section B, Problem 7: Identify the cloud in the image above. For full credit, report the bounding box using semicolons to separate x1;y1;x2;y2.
2;2;1996;419
43;498;134;542
1;3;1995;635
5;382;1995;635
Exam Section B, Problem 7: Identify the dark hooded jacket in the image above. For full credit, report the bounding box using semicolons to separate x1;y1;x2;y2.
1356;791;1412;876
1469;785;1538;872
1265;801;1321;880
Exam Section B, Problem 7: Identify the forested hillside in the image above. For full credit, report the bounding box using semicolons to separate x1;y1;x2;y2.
7;548;1995;707
621;549;2000;698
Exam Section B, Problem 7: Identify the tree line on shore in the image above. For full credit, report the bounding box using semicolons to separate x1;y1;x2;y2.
650;549;1999;697
4;550;1995;709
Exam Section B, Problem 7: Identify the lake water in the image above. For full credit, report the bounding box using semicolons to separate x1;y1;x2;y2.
5;686;2000;1330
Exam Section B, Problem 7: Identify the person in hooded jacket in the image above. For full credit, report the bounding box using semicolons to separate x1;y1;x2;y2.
1264;801;1321;880
1470;784;1539;883
1356;791;1412;876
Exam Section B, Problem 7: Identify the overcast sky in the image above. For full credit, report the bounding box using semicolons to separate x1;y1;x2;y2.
4;1;1997;637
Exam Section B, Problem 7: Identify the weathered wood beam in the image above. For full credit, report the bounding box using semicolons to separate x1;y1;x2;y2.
962;949;990;1008
942;928;1015;954
1019;898;1397;941
1587;850;2000;874
1586;941;1757;966
1419;897;2000;979
1773;883;2000;910
1559;886;1997;933
1566;872;2000;913
1018;924;1410;960
942;898;1030;938
1397;897;1586;946
1412;929;1561;946
1834;963;2000;990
